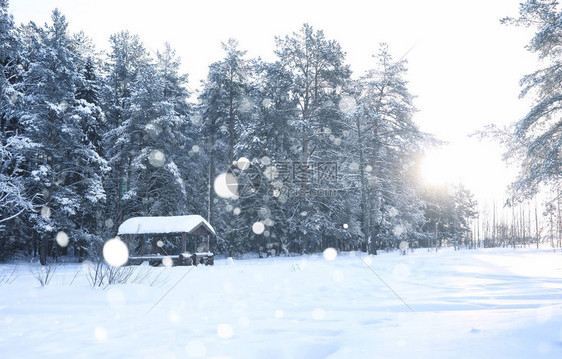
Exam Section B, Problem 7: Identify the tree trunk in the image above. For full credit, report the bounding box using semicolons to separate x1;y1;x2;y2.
534;198;540;249
39;236;48;265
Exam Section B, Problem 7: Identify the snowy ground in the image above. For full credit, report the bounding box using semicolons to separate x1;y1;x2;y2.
1;248;562;359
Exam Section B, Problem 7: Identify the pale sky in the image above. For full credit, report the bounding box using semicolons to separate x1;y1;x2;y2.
8;0;539;203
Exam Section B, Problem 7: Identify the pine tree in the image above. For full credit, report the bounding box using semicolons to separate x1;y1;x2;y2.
274;24;352;253
19;10;107;264
102;31;150;227
155;43;206;217
501;1;562;198
0;0;34;241
350;44;427;254
198;39;254;255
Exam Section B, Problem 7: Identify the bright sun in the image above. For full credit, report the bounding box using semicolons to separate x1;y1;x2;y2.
419;141;517;203
420;148;460;186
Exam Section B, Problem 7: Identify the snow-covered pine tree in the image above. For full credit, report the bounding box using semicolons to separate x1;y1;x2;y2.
501;1;562;199
19;10;107;264
123;48;194;220
274;24;352;253
155;43;206;218
0;0;34;245
235;59;298;256
68;31;110;257
0;2;38;259
351;44;427;254
0;0;21;136
102;31;150;227
420;184;478;250
198;39;254;255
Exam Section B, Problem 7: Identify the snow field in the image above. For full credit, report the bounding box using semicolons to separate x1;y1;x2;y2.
0;248;561;358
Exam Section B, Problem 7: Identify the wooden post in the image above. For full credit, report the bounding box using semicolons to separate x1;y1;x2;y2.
125;235;130;253
194;236;197;253
181;233;186;253
205;235;210;252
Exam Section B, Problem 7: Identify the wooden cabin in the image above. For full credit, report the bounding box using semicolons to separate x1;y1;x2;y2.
117;215;216;266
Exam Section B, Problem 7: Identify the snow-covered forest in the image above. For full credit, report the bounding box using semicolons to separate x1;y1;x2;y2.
0;1;487;263
2;0;562;358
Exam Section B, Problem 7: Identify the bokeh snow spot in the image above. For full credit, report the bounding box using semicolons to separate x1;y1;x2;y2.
261;156;271;166
312;308;326;320
82;259;94;272
214;173;238;199
217;323;234;339
365;165;373;173
264;165;278;180
363;256;373;266
274;310;284;318
148;150;166;167
59;100;68;112
388;207;399;217
239;98;252;113
185;340;207;358
343;223;348;229
192;145;200;153
323;247;337;261
258;207;270;217
145;122;162;138
339;95;357;114
103;237;129;267
168;310;180;324
262;98;273;108
191;115;203;126
252;222;265;235
399;241;409;252
162;256;173;268
94;327;107;342
233;207;241;216
157;240;164;248
105;218;114;228
237;157;250;170
55;231;69;247
393;225;405;237
41;206;51;219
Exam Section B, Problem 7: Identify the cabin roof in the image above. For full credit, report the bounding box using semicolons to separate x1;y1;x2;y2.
117;215;215;236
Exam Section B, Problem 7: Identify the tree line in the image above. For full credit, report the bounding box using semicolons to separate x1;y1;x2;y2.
474;0;562;250
0;2;478;264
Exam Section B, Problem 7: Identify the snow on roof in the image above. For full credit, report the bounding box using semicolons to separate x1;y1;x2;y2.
117;215;215;236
